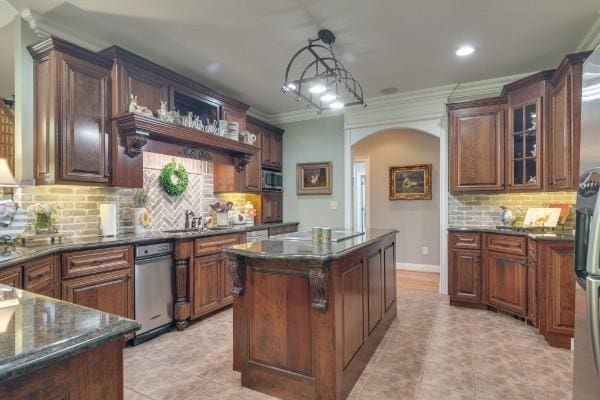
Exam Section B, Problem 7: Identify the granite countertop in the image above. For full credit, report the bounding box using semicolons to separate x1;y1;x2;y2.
447;226;575;241
0;284;139;382
224;228;398;262
0;222;299;270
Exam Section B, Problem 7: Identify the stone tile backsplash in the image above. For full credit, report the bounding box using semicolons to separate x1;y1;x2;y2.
448;192;577;228
12;151;255;238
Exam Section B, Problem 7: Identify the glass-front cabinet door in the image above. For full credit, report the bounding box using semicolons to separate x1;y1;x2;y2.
508;99;542;190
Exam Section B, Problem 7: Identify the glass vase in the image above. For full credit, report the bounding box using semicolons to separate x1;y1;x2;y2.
35;213;52;234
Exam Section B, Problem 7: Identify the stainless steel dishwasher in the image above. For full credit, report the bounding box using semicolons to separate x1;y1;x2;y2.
246;229;269;242
134;242;174;345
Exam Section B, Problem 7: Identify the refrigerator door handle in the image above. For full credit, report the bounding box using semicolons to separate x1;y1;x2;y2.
586;192;600;276
587;276;600;376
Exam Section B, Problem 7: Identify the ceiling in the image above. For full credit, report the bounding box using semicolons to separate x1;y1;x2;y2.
5;0;600;114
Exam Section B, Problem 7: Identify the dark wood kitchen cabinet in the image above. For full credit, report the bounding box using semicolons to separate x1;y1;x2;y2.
23;255;60;299
538;240;576;349
503;72;552;192
448;232;483;304
29;36;113;185
262;192;283;223
61;246;134;319
62;269;133;319
0;266;22;288
485;251;528;317
448;98;506;193
191;233;244;319
449;230;575;349
547;52;590;191
251;117;284;171
245;118;263;192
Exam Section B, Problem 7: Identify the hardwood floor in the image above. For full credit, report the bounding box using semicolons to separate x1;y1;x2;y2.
396;270;439;292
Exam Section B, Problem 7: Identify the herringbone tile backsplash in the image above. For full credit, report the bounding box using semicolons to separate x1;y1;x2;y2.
13;152;250;238
448;192;577;228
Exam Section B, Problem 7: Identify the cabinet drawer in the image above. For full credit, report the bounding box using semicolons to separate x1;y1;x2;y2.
268;224;298;237
24;256;59;298
450;232;481;250
486;234;527;256
62;246;132;279
195;234;241;257
528;238;537;262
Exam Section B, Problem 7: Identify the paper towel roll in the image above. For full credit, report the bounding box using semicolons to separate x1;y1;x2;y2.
99;203;118;237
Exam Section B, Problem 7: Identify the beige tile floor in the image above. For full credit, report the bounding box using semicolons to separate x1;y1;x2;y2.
124;288;573;400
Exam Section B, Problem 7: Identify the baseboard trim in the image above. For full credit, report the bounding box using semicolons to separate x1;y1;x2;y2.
396;262;440;273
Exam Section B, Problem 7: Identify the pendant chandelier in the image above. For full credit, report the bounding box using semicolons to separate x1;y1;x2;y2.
282;29;366;114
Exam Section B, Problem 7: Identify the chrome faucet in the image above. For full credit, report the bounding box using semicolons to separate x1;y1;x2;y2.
184;210;195;230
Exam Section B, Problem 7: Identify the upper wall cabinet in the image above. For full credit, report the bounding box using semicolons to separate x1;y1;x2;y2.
448;52;590;194
98;45;250;188
29;37;113;185
503;71;552;192
547;53;590;191
449;98;506;193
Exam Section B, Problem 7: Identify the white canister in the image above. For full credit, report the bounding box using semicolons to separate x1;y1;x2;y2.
99;203;118;237
134;207;147;234
216;212;229;227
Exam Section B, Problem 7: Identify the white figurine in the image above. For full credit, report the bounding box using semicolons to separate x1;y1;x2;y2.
129;94;153;117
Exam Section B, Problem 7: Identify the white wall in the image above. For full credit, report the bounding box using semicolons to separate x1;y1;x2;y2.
281;116;345;230
352;129;440;268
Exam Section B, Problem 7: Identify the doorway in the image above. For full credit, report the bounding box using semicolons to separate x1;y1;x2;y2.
352;159;369;232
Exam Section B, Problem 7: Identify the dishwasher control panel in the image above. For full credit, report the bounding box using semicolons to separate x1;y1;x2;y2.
135;242;173;259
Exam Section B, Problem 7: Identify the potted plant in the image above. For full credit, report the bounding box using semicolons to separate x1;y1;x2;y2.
133;189;150;234
27;203;58;234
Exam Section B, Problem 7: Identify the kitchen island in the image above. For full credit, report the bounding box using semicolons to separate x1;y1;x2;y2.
224;229;397;400
0;284;139;399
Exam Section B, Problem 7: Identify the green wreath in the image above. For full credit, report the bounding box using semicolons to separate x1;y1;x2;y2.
160;162;189;196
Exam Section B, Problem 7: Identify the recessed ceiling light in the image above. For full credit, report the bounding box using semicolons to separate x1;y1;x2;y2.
456;45;475;57
309;84;327;94
329;101;344;109
320;93;337;102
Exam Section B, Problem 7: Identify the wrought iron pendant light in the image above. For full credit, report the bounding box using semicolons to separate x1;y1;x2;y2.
282;29;366;114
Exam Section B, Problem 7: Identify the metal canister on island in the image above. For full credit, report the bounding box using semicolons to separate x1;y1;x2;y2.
312;227;323;242
321;227;332;242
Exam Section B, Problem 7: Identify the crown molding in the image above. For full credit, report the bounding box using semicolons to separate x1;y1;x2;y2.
448;72;532;103
245;107;272;124
267;72;528;126
21;9;110;51
577;10;600;52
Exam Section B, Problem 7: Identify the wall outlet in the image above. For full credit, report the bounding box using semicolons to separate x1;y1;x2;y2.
329;201;338;210
421;246;429;255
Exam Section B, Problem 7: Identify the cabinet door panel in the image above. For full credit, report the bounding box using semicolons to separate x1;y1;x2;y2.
450;104;505;193
0;266;22;288
60;55;110;183
261;131;272;167
270;133;282;170
384;243;396;311
192;254;221;317
544;243;575;336
62;269;133;318
486;252;527;316
549;63;581;191
367;251;382;333
24;256;60;298
449;249;482;303
262;192;282;223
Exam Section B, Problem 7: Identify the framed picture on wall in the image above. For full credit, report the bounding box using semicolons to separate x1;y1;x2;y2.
389;164;432;200
297;162;332;195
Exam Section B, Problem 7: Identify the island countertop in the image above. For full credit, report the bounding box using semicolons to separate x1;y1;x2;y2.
224;228;398;261
0;284;139;382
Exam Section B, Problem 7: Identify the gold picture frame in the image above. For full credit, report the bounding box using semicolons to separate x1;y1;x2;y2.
297;162;332;195
389;164;432;200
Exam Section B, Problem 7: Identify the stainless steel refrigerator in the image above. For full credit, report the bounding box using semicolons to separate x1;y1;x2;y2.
573;45;600;399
